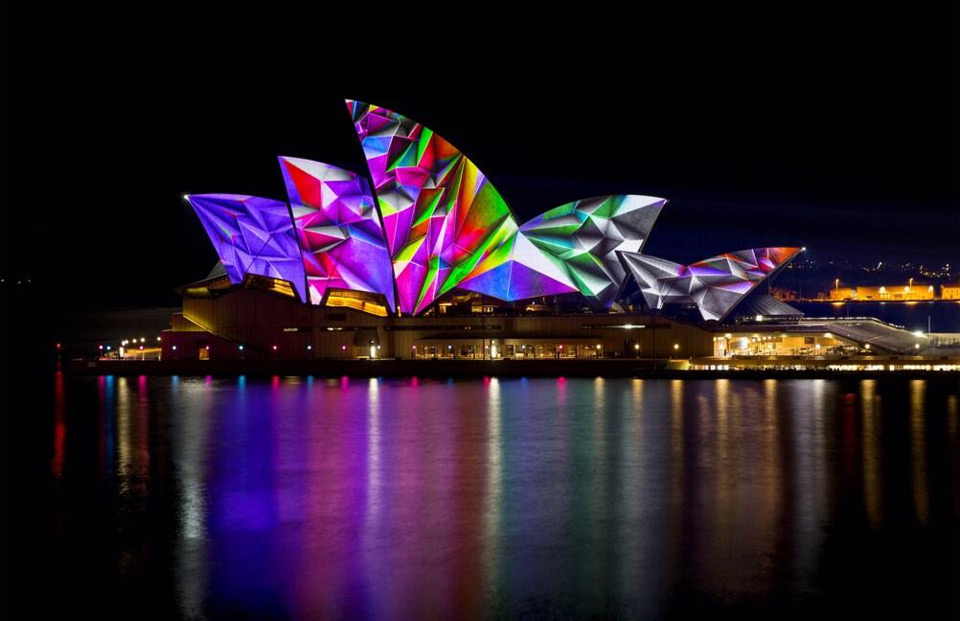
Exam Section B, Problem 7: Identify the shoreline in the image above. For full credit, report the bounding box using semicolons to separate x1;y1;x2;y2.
66;359;960;381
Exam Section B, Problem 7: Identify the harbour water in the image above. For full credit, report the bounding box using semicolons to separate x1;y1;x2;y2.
5;374;958;618
793;300;960;333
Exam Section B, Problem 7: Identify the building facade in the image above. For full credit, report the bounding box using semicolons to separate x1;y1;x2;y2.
168;101;807;358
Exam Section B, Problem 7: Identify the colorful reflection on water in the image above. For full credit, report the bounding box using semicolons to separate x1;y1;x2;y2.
44;375;960;618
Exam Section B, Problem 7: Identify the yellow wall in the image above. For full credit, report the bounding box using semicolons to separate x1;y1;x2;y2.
856;285;935;301
942;284;960;300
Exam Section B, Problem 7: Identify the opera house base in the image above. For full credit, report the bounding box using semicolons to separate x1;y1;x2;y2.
72;285;951;379
159;289;716;363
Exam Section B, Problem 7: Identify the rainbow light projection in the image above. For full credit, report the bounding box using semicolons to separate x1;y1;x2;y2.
618;247;802;321
278;156;396;309
347;100;665;313
187;101;795;319
347;100;518;314
187;194;307;302
519;195;666;307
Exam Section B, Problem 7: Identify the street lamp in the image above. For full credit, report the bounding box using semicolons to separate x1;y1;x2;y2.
634;343;640;358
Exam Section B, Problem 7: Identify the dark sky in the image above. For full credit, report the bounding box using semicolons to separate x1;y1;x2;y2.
2;6;957;306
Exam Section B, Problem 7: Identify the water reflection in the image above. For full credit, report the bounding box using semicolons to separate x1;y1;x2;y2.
910;379;928;525
52;370;65;478
44;375;960;618
861;379;882;527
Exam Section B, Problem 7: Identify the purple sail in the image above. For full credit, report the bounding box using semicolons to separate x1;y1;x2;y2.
187;194;307;302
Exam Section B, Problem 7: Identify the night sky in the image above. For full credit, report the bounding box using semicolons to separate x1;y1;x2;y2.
2;7;957;307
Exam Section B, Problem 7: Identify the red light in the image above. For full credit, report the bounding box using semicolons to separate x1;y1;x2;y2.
272;345;277;350
341;345;346;350
56;343;61;349
559;345;564;350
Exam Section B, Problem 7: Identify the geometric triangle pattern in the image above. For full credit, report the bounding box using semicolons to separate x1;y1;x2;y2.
278;156;396;310
346;100;670;314
346;100;517;314
520;195;666;307
186;194;308;302
618;247;801;321
457;230;581;301
347;99;518;315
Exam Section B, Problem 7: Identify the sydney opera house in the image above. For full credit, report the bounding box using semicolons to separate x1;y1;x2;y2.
162;100;823;362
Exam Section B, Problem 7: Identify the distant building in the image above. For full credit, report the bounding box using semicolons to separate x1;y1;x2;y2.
856;284;935;301
942;282;960;300
828;287;856;301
